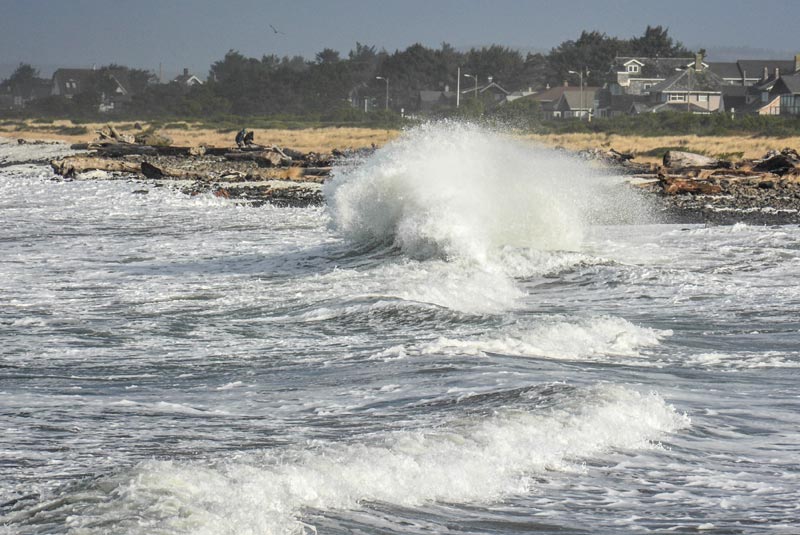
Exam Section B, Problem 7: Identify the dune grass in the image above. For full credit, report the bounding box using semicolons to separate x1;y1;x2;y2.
3;119;798;163
0;119;400;152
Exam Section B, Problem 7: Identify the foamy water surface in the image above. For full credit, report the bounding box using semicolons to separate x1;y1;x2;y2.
1;129;799;534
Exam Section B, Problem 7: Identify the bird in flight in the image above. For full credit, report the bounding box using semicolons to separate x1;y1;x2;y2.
269;24;284;35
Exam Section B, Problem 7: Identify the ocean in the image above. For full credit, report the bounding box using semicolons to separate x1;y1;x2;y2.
1;125;799;534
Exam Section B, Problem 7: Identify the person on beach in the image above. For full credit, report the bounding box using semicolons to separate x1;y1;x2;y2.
235;128;247;148
243;130;254;146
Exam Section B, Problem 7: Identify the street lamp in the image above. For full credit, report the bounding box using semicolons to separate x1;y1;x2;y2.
568;68;590;120
464;73;478;98
375;76;389;110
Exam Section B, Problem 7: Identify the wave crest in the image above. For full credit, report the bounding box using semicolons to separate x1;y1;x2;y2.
325;122;635;262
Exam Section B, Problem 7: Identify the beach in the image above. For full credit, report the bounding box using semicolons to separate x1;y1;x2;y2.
2;124;799;533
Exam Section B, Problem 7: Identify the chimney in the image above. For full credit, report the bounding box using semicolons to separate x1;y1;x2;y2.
563;80;569;87
444;84;449;93
694;53;703;71
183;68;189;77
742;69;747;87
775;67;780;79
795;53;800;73
487;76;493;84
763;66;769;81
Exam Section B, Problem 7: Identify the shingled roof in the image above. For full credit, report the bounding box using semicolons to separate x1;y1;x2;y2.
707;62;741;80
648;67;724;93
773;73;800;94
558;88;598;110
738;60;795;79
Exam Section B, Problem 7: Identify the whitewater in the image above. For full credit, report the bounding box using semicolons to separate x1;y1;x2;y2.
1;124;799;534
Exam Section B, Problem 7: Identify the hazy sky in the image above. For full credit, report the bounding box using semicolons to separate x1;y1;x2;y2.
1;0;798;79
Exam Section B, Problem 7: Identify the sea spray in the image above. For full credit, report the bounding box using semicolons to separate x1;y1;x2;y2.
325;122;649;264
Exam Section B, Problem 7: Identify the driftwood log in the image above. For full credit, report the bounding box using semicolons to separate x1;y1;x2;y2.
50;157;141;178
659;176;722;195
223;150;290;167
753;149;800;175
663;150;729;169
70;143;228;157
49;155;331;183
140;161;204;180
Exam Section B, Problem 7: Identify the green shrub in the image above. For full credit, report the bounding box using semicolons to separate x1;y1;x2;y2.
53;125;89;135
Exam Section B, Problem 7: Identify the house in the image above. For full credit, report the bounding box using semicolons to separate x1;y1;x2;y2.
51;67;137;111
595;91;652;117
506;84;598;119
707;62;745;85
1;77;51;109
477;79;509;108
645;56;724;113
771;73;800;115
551;87;598;118
173;68;203;87
456;78;509;109
417;89;456;113
610;56;698;96
51;68;97;99
720;85;748;114
709;57;798;86
504;87;538;104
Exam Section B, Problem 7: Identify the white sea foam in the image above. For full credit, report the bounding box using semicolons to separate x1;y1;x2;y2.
686;351;800;369
0;136;76;165
372;315;670;363
325;122;648;264
322;122;651;314
36;384;687;534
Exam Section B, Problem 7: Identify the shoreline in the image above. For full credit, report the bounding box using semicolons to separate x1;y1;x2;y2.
3;133;800;225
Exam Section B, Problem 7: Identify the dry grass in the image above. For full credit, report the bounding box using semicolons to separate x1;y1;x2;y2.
0;119;400;152
3;119;798;161
522;132;800;164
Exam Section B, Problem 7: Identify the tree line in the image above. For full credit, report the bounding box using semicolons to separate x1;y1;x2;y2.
2;26;690;121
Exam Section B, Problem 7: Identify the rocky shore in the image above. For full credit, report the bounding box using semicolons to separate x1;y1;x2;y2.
580;147;800;225
36;125;373;207
5;132;800;225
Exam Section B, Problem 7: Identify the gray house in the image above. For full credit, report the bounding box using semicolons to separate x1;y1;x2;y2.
610;56;698;96
173;68;203;87
645;58;725;113
709;57;798;86
772;74;800;115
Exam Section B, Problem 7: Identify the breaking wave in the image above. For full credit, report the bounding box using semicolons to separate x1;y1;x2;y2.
325;122;649;264
5;385;688;534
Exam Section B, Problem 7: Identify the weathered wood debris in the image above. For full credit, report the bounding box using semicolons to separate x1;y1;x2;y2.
572;144;800;222
639;148;799;223
41;124;800;222
49;125;367;206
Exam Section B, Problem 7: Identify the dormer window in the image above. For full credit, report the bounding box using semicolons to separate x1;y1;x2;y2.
627;64;640;73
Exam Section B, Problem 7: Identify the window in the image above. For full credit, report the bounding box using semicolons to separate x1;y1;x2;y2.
643;83;652;90
627;64;640;73
697;94;708;102
668;94;686;102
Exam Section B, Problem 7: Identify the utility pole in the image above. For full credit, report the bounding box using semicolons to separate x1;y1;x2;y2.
376;76;389;110
456;66;460;108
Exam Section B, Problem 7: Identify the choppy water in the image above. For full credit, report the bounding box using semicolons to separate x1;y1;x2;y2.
1;126;799;534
